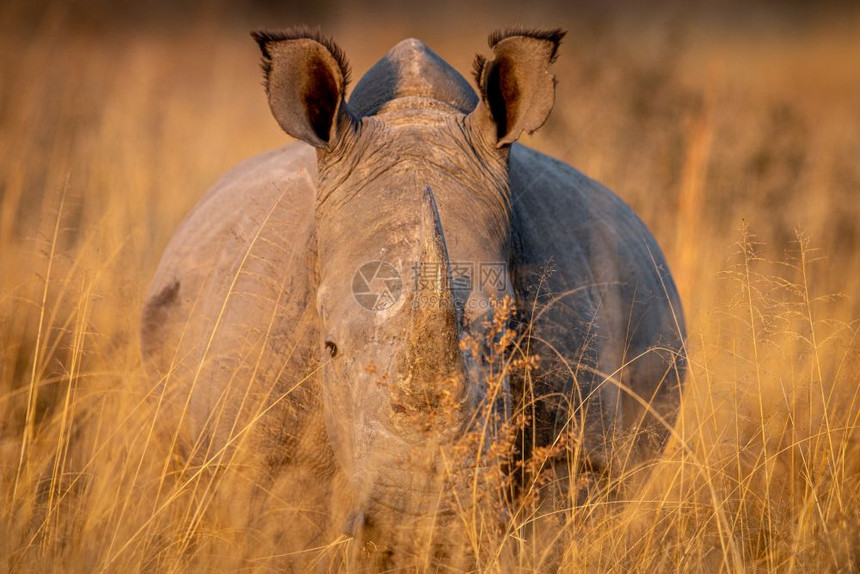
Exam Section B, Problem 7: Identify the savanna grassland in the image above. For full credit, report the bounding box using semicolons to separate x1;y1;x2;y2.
1;0;859;571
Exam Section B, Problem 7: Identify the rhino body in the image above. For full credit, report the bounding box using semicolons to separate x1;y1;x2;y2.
142;28;685;553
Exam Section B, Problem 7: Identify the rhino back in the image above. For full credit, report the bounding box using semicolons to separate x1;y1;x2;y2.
142;143;324;463
509;143;685;462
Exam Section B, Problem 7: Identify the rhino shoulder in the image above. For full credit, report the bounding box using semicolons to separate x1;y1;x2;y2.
509;143;642;231
141;143;318;372
192;143;318;215
509;143;672;273
508;142;684;347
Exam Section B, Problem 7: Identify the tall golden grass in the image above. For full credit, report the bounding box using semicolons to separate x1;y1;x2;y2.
1;2;859;571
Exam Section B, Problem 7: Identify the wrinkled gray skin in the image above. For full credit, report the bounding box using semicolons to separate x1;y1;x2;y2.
142;28;685;549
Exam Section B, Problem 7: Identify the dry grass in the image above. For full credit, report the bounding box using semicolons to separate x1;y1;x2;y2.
1;1;859;571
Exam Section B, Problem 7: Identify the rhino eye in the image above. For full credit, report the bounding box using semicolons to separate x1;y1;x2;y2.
325;340;338;358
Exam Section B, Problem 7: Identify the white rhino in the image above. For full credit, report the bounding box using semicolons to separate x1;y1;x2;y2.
142;27;686;551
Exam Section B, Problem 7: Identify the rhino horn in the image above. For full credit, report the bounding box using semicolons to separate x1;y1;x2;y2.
403;188;464;397
418;187;454;301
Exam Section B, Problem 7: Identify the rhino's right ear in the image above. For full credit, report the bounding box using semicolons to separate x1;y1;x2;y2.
467;27;566;148
252;29;355;149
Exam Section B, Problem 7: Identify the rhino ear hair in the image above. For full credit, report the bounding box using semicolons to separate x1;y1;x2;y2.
468;27;565;147
252;28;355;149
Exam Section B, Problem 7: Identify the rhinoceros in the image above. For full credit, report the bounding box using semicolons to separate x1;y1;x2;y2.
142;26;685;551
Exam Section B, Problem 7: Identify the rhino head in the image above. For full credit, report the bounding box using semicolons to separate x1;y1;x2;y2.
252;27;564;542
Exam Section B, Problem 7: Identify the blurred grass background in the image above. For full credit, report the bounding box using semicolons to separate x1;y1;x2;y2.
1;0;859;570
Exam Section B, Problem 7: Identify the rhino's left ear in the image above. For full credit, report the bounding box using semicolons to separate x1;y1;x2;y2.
252;28;355;150
467;28;565;148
